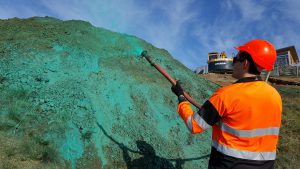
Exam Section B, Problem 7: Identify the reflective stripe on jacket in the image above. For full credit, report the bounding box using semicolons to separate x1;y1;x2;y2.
177;76;282;161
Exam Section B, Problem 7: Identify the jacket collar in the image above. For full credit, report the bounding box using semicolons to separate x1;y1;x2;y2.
234;76;263;84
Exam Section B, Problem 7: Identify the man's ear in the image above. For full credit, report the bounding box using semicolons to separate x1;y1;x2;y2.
243;60;250;70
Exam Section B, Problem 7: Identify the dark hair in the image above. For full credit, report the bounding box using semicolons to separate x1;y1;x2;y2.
239;52;261;75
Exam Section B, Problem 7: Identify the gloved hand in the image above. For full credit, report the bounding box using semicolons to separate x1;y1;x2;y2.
171;81;184;97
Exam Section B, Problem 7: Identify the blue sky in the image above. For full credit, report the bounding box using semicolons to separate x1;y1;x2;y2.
0;0;299;69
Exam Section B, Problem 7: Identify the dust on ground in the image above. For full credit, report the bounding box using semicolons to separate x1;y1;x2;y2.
199;73;236;87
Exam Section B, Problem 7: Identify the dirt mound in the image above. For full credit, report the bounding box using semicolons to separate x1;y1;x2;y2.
0;17;219;169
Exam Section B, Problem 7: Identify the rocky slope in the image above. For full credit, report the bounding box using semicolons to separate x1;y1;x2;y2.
0;17;218;169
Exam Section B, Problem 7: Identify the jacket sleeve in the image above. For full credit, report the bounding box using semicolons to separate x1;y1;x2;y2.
178;99;221;134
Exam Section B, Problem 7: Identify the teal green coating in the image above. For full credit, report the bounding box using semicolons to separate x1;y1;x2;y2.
59;122;84;169
0;17;219;169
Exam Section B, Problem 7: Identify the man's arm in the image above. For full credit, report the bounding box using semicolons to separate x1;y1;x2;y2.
172;81;221;134
178;100;221;134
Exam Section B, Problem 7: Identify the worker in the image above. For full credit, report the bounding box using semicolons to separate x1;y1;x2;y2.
171;39;282;169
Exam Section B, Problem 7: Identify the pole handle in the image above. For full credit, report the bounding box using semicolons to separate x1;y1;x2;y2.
142;51;202;110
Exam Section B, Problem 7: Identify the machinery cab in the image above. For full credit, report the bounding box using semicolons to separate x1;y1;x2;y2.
208;52;218;61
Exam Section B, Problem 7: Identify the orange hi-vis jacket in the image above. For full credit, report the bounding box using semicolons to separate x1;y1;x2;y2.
178;76;282;161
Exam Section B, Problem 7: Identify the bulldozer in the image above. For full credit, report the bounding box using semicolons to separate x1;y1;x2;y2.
208;52;233;73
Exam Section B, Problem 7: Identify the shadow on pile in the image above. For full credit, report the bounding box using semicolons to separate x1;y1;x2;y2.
97;122;209;169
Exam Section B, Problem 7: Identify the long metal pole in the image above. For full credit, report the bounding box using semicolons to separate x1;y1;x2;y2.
141;51;202;110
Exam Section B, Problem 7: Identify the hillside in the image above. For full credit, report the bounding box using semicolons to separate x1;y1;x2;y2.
0;17;219;169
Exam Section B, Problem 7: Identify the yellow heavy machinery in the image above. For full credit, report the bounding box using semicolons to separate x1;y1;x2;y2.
208;52;233;73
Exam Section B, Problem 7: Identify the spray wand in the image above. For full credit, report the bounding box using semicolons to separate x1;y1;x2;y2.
141;51;202;110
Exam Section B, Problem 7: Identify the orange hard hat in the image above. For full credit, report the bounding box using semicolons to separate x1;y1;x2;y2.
235;39;276;71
